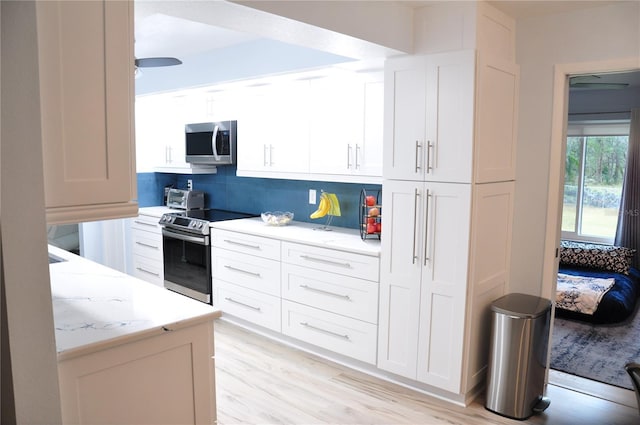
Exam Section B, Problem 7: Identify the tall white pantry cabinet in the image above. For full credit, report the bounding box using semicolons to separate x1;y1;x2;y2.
378;5;519;400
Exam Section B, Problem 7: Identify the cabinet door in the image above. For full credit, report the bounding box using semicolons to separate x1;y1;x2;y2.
308;74;364;175
37;0;137;223
238;80;310;174
377;179;424;378
355;74;384;177
416;182;471;393
135;96;168;172
383;56;427;181
424;51;475;183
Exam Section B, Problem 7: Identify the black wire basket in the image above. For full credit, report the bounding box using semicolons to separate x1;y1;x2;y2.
359;188;382;241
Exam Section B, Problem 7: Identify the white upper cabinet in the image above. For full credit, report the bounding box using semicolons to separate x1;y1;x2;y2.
37;0;137;224
474;56;519;182
308;71;383;180
237;80;310;175
135;90;218;174
383;50;518;184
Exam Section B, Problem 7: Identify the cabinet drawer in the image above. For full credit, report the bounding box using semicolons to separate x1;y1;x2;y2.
212;229;280;261
281;242;379;282
212;249;280;296
282;264;378;324
132;256;164;287
132;230;163;261
282;300;377;364
217;281;281;332
131;214;162;233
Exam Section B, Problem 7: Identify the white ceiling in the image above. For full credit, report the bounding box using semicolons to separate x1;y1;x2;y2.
134;1;639;92
135;13;260;60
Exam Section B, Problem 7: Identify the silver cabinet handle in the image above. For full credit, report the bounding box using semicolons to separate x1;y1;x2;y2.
412;188;419;264
426;141;434;173
223;239;261;250
300;284;350;300
136;267;160;277
134;220;157;228
268;145;274;166
415;140;422;173
299;255;351;268
424;189;431;266
223;264;261;278
300;322;350;340
225;297;261;311
135;241;159;250
347;144;352;169
263;144;269;166
355;144;361;169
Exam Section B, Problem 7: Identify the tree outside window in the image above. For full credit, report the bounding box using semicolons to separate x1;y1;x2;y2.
562;122;630;243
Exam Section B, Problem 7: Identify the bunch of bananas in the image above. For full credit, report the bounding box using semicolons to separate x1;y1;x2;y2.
310;192;341;219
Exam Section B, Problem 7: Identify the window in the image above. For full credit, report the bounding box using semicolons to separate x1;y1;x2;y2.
562;121;630;243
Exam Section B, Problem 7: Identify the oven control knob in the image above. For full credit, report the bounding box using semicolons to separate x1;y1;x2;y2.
197;222;203;229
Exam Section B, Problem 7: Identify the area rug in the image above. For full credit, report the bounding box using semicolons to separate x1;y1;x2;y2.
550;308;640;390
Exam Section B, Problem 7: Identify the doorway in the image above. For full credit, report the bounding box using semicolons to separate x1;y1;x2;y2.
543;61;640;406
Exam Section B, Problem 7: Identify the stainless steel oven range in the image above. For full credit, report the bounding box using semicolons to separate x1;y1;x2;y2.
159;209;254;304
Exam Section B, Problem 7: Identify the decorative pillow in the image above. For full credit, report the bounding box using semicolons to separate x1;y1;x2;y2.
560;240;636;275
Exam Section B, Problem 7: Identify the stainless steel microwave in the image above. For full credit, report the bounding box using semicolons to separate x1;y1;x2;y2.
185;121;237;165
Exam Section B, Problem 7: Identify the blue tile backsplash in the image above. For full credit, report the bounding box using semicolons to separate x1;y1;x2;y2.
137;166;381;230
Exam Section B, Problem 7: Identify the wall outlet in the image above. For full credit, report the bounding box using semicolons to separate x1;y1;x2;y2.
309;189;316;204
187;179;193;190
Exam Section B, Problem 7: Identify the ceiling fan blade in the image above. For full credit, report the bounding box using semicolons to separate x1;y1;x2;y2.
135;57;182;68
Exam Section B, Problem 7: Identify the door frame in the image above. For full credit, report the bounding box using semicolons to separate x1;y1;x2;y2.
542;57;640;383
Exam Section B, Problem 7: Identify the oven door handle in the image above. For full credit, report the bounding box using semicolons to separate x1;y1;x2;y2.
162;228;208;245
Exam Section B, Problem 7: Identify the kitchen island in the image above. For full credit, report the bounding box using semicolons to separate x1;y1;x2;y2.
49;245;219;425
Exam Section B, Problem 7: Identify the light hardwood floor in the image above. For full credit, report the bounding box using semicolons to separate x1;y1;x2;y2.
214;319;639;425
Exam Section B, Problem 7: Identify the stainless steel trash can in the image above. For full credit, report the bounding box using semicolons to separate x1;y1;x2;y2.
485;293;551;420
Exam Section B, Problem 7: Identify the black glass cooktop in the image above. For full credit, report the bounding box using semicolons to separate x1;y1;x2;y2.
173;209;256;222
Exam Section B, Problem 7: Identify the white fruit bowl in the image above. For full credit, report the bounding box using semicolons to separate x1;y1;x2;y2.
261;211;294;226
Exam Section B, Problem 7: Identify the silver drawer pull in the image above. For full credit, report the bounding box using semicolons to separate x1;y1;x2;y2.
223;239;261;250
299;255;351;268
225;297;261;311
136;267;160;277
300;322;350;340
134;220;157;228
223;265;261;277
300;284;350;300
135;241;159;250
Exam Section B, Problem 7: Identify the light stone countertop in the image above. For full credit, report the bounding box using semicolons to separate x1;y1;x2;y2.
137;205;182;218
48;245;220;361
211;217;381;257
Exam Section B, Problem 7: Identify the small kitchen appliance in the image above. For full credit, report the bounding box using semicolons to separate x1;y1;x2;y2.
165;188;205;210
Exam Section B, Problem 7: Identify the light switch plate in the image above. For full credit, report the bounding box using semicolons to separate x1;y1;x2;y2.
309;189;316;204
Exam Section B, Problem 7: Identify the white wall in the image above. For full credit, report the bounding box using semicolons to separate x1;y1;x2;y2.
1;1;63;422
511;2;640;295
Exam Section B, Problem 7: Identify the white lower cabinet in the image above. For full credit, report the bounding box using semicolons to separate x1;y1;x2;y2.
211;227;380;365
378;179;515;396
211;230;282;331
131;213;164;287
281;300;377;364
281;264;378;324
217;282;282;332
378;179;471;393
58;321;216;424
